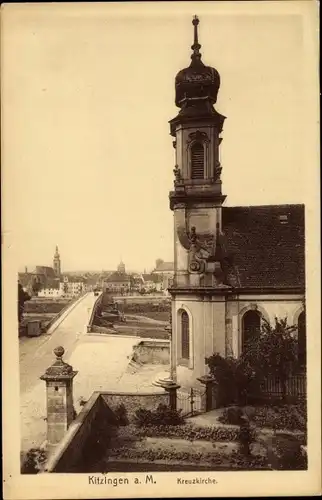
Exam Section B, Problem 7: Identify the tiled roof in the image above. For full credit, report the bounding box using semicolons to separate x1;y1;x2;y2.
152;262;174;273
60;276;85;283
142;273;162;283
222;204;305;289
105;272;131;283
34;266;56;278
18;273;34;287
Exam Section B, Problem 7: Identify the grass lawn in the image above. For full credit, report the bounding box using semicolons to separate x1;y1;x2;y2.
130;311;170;322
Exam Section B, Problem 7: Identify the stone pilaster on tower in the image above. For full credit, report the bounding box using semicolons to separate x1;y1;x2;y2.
40;346;77;449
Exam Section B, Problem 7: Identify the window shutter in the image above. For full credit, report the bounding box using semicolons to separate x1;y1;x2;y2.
191;143;204;179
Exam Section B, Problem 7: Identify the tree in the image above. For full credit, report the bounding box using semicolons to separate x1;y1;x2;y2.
241;317;298;401
155;258;164;269
31;278;41;296
18;283;31;323
63;282;69;295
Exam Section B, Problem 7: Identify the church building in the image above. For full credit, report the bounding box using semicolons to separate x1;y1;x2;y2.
168;17;306;390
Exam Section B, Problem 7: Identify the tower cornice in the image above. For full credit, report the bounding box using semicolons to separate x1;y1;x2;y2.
169;191;226;211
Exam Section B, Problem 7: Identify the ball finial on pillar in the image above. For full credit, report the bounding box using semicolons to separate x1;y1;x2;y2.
53;346;65;359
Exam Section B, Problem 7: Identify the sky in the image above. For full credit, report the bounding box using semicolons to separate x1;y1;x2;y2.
2;2;318;273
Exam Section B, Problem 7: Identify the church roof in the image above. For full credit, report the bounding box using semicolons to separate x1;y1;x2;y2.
34;266;56;278
152;262;174;273
142;273;162;283
222;204;305;290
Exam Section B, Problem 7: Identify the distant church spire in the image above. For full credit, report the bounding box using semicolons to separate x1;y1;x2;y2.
53;245;61;277
117;259;126;275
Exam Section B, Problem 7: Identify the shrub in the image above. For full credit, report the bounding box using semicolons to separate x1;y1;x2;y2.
266;433;307;470
114;403;129;426
105;446;267;469
238;418;256;457
133;423;240;442
134;404;184;427
21;448;47;474
205;354;257;406
219;406;244;426
252;404;307;432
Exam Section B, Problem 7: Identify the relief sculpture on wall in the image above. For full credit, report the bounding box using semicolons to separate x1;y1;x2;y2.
175;209;215;275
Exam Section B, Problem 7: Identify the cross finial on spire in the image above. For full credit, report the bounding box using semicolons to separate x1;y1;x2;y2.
191;15;202;61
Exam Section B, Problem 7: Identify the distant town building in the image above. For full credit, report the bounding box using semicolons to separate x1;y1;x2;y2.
18;246;62;295
38;287;62;298
142;273;163;292
151;259;174;292
60;276;86;297
103;261;131;294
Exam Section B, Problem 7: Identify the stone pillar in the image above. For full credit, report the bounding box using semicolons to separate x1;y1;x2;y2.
40;346;78;450
197;375;217;412
159;380;181;411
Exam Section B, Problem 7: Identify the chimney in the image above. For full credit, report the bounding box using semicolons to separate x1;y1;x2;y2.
25;266;28;273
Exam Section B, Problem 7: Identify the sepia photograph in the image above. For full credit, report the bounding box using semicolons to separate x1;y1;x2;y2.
2;1;320;498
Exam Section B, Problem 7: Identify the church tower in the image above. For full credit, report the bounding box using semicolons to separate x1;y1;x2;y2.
53;245;61;277
169;16;231;389
117;260;126;274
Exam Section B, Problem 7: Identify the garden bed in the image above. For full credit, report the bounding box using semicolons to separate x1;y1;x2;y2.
91;425;269;472
24;300;70;314
219;404;307;434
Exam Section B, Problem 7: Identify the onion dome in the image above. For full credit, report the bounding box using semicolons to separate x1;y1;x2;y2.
175;16;220;108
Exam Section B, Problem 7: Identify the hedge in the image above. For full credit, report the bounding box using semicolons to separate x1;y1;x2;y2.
132;423;240;442
106;446;268;469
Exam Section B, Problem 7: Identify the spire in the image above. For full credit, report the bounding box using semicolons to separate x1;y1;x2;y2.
191;15;202;63
54;245;60;257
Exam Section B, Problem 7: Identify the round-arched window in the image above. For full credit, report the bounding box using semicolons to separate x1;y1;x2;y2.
242;310;261;352
181;310;190;360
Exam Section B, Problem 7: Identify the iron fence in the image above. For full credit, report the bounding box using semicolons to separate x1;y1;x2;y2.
176;388;206;417
259;373;306;401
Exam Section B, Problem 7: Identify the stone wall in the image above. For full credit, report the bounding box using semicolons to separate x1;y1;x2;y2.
87;293;103;333
101;391;169;423
132;340;170;365
45;392;107;472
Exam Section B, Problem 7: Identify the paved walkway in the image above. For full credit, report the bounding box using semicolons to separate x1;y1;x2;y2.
20;294;166;455
20;292;97;453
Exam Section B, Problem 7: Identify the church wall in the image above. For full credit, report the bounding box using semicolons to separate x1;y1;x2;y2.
171;293;304;388
228;294;304;358
172;294;227;389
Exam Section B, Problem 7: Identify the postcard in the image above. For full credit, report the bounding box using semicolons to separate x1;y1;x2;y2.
2;1;321;498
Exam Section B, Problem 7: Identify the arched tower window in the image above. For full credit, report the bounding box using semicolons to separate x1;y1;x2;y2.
298;311;306;367
191;142;204;179
242;310;261;352
181;310;190;359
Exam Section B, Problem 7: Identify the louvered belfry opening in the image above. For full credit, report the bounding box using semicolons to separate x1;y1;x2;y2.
191;142;204;179
181;311;190;360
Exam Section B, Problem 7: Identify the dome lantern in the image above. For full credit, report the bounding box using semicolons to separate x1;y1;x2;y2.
175;15;221;108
